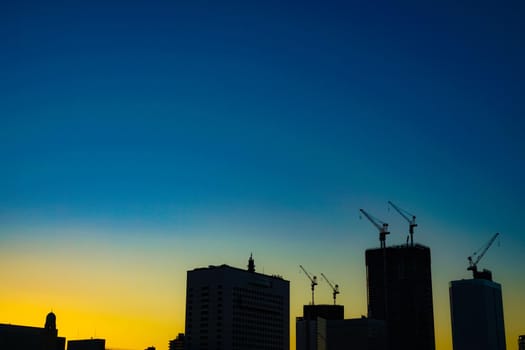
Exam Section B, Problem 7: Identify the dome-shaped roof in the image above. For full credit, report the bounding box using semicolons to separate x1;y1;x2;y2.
45;312;56;330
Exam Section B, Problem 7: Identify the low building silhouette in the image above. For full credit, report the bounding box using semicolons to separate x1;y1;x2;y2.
317;317;386;350
0;312;66;350
67;338;105;350
184;254;289;350
169;333;184;350
296;305;344;350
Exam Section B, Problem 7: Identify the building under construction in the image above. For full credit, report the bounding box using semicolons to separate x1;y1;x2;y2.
449;233;506;350
366;244;435;350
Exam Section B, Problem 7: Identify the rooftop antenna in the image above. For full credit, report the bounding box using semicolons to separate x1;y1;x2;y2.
247;253;255;273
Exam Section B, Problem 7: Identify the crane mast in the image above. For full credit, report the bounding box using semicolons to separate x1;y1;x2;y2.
320;273;340;305
467;232;500;279
300;265;318;305
388;201;417;246
360;209;390;248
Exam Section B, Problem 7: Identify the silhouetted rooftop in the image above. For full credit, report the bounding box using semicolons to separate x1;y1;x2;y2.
366;243;430;251
191;264;287;280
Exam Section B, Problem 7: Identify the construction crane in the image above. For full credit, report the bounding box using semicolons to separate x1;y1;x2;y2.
388;201;417;246
300;265;318;305
320;273;340;305
360;209;390;248
467;232;500;280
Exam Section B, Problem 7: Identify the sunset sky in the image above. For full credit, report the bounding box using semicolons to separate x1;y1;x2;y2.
1;1;524;349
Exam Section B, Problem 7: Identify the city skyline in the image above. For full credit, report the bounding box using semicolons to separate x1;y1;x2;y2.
2;1;525;349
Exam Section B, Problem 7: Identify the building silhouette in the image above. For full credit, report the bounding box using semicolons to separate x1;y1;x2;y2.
169;333;184;350
184;255;290;350
449;278;506;350
519;335;525;350
296;305;344;350
317;317;386;350
366;244;435;350
0;312;66;350
67;338;105;350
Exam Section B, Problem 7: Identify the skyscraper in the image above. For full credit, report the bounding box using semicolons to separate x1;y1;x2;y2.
449;278;506;350
184;255;289;350
366;244;435;350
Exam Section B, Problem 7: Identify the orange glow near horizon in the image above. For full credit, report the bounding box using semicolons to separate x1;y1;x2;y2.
1;224;523;350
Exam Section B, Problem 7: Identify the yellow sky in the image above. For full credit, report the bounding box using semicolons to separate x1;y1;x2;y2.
1;224;523;350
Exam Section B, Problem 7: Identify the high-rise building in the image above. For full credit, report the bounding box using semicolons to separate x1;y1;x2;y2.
449;278;506;350
0;312;66;350
519;335;525;350
296;305;344;350
366;244;435;350
184;255;289;350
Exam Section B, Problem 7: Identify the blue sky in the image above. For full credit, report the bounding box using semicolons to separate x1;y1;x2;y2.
1;1;525;349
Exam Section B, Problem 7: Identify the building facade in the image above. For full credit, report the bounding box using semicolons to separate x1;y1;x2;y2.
366;244;435;350
184;256;289;350
317;317;386;350
449;278;506;350
296;305;344;350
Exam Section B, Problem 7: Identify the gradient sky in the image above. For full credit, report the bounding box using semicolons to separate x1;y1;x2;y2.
1;1;524;349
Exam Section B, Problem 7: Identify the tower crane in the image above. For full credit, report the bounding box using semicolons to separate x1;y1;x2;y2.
300;265;318;305
320;273;340;305
388;201;417;246
467;232;500;280
360;209;390;248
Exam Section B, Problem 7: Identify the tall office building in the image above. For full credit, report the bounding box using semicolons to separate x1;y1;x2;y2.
366;244;435;350
184;255;290;350
449;278;506;350
296;305;344;350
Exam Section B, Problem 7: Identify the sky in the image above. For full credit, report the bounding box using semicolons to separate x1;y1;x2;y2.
1;1;524;349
